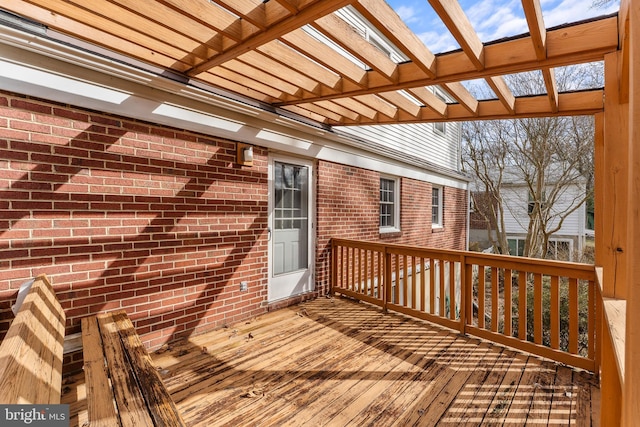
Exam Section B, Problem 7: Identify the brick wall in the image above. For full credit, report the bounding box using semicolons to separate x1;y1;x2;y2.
0;91;468;351
315;160;468;293
0;92;269;349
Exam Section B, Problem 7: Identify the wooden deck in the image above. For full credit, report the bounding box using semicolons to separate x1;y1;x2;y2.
63;297;600;426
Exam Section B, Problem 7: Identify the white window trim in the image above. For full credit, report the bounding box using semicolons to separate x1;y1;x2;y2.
433;121;446;135
380;176;401;234
433;90;447;135
432;185;444;228
507;237;574;260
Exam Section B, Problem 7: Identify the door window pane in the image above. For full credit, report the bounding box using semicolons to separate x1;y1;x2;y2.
273;162;308;275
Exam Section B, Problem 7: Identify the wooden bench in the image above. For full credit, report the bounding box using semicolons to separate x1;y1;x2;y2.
82;310;186;426
0;274;66;404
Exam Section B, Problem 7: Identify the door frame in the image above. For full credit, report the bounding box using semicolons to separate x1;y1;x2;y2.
267;154;316;302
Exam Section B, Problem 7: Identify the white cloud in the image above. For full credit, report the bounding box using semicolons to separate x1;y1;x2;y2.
543;0;619;27
417;31;459;53
466;0;528;40
394;5;419;23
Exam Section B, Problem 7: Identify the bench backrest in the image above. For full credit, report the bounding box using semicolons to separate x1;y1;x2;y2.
0;275;66;404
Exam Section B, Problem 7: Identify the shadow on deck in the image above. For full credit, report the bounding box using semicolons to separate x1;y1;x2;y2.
63;297;599;426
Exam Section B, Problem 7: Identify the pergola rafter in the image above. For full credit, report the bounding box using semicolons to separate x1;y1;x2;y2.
522;0;559;112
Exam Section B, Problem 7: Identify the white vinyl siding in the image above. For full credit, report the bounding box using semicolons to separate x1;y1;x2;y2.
340;123;461;171
500;183;586;236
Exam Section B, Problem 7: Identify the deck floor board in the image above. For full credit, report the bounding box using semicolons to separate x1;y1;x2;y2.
62;297;599;426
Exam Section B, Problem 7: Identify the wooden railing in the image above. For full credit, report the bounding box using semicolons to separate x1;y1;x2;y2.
598;266;624;425
331;238;599;371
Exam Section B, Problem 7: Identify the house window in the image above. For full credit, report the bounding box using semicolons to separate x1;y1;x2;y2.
432;186;443;227
433;92;446;135
380;177;400;232
508;238;525;256
528;191;546;215
547;240;572;260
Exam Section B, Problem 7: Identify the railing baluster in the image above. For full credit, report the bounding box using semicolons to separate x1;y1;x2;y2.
588;279;595;360
463;258;471;334
357;248;362;294
504;269;512;336
370;250;375;298
534;273;543;345
336;241;342;294
550;275;560;349
518;271;527;341
347;247;352;291
420;257;426;312
366;250;371;297
440;261;446;316
478;265;486;329
394;254;400;305
378;251;383;301
429;258;435;314
569;277;579;354
449;261;456;320
491;267;499;332
384;250;392;312
412;256;417;309
402;255;408;307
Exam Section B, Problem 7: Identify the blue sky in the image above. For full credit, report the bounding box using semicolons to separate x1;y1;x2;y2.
385;0;620;54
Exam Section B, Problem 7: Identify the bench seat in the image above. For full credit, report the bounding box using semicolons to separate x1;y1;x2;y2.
82;310;185;427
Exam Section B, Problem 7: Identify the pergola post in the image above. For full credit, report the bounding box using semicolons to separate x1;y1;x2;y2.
623;0;640;423
601;51;629;299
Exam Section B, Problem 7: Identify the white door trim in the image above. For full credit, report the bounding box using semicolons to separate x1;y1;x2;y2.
267;154;315;302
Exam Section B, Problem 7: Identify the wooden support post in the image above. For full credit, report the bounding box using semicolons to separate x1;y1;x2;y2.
594;112;604;266
623;0;640;423
602;51;630;299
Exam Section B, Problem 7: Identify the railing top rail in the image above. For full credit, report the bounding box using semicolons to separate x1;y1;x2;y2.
331;238;596;280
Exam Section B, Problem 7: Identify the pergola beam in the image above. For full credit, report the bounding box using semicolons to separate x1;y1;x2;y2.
485;76;516;115
428;0;484;70
280;28;369;87
522;0;558;112
352;0;436;77
407;87;448;117
311;13;399;82
331;90;604;125
277;16;618;107
185;0;355;75
256;41;342;91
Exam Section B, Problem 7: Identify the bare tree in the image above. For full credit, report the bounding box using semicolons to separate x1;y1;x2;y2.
463;65;599;259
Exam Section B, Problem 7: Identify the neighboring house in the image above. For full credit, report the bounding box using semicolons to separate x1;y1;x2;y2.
0;9;468;348
470;177;592;261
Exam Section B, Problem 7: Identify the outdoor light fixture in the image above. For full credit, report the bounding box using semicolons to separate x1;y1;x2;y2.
237;142;253;166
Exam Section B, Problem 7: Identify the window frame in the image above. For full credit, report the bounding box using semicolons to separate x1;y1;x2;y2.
431;185;444;228
379;176;401;233
433;91;447;135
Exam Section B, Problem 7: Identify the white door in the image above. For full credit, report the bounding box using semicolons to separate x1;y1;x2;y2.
268;157;314;302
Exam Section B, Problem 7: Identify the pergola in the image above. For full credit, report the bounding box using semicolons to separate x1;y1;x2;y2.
1;0;618;125
1;0;639;424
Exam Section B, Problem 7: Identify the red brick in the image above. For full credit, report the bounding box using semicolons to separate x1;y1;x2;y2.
0;90;468;350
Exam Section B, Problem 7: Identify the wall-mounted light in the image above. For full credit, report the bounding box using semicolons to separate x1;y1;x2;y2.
237;142;253;166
